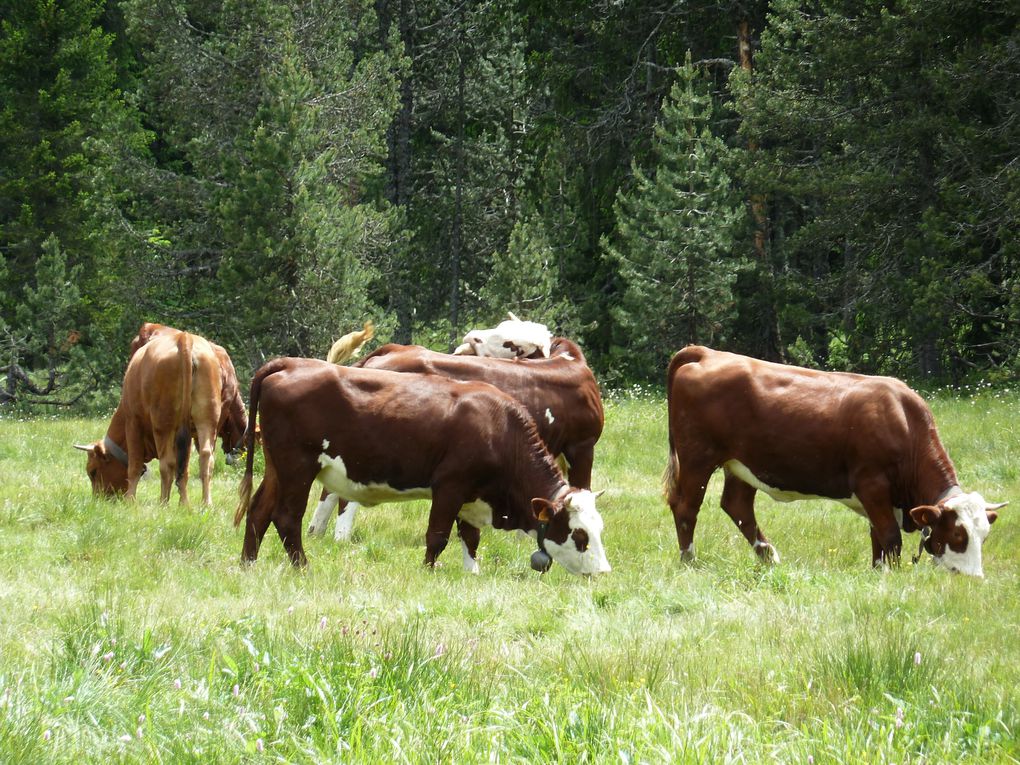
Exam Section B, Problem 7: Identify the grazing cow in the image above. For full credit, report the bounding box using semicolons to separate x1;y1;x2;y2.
129;323;248;461
75;331;223;504
454;313;553;359
665;346;1005;576
326;320;375;365
233;357;610;575
307;337;604;541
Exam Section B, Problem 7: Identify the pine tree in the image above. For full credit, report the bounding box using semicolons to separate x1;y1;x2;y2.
604;55;745;381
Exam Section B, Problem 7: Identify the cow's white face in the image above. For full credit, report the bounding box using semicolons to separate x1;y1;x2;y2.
534;490;611;576
910;492;1003;577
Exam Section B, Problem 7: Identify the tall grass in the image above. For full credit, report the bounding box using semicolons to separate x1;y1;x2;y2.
0;391;1018;763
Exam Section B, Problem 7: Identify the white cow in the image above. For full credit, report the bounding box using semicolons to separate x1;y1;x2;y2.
453;313;553;359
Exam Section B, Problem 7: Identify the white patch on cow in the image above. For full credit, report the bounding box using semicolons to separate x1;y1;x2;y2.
933;492;993;577
316;451;430;506
322;439;330;451
560;353;575;361
460;538;480;574
724;460;865;513
545;408;555;425
680;543;695;561
308;492;340;536
458;500;493;529
334;501;359;541
542;490;611;575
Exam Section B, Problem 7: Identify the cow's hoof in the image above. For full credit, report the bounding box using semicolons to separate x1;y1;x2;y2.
680;545;695;563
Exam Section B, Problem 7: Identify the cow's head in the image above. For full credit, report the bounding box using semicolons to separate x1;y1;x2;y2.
220;394;249;464
74;439;129;496
531;489;611;576
909;492;1005;577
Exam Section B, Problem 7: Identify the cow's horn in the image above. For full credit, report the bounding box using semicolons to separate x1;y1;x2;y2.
987;501;1009;510
507;311;520;322
73;443;92;451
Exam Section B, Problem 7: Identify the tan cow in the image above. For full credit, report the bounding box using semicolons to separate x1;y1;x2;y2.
665;346;1005;576
129;323;248;462
76;330;223;505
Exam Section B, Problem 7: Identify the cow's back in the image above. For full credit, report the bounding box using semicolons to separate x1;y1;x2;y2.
667;346;942;502
358;344;603;452
258;361;518;491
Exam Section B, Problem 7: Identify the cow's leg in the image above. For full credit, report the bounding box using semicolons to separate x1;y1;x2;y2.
457;520;481;575
720;471;779;563
152;428;177;503
272;475;316;567
423;487;464;567
856;477;902;568
194;427;216;506
124;424;146;500
334;500;358;541
241;479;276;563
563;441;596;490
666;455;714;562
307;489;338;536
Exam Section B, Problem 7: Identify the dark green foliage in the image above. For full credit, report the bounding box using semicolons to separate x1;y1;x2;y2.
1;0;1017;408
604;55;745;381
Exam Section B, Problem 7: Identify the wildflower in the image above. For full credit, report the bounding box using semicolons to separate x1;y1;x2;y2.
203;712;210;720
136;727;144;739
102;651;115;663
119;734;133;743
368;666;379;679
233;684;240;698
319;617;328;630
435;642;446;657
914;652;922;666
895;707;904;728
43;729;52;741
256;738;265;752
173;678;182;690
286;606;294;616
138;714;146;724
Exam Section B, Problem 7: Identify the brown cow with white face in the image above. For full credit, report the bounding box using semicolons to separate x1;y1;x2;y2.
234;357;610;576
665;346;1005;576
75;330;223;505
306;337;604;542
129;323;248;462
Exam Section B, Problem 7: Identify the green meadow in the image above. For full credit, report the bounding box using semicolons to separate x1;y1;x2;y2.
1;389;1018;763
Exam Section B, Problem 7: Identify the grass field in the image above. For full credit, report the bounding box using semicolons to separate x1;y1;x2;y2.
1;388;1018;763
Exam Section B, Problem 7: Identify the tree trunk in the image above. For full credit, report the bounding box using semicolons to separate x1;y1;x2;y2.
448;9;466;349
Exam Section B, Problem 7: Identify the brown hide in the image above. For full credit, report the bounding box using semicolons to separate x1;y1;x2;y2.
130;323;247;456
233;358;605;572
665;345;963;568
355;337;603;488
82;331;223;505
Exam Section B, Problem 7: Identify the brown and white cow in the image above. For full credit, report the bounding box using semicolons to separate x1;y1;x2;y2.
306;337;605;541
75;330;224;505
665;346;1005;576
129;323;248;462
234;357;610;575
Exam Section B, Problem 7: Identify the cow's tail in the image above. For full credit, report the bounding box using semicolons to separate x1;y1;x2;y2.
662;346;704;501
234;357;288;528
326;320;374;365
176;333;195;484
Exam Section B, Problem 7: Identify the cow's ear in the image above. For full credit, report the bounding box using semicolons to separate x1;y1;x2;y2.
531;498;557;522
910;505;942;527
987;510;999;525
